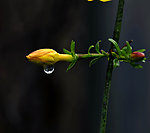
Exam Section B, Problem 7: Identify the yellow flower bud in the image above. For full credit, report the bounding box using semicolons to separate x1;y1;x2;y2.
100;0;112;2
26;49;73;65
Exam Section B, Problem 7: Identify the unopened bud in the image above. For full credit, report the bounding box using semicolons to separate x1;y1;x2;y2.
130;52;145;62
26;49;73;65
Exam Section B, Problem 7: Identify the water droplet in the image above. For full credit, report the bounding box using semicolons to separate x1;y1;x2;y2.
43;65;54;74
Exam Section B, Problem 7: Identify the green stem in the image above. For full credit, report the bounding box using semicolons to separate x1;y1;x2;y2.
100;56;113;133
113;0;125;43
77;53;108;59
100;0;125;133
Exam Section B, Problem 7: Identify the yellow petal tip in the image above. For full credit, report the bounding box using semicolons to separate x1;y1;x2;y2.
26;55;30;59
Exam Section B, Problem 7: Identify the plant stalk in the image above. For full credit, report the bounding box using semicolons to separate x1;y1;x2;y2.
77;53;108;59
100;0;125;133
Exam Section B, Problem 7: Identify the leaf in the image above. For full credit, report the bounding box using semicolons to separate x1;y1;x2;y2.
88;45;94;55
135;49;146;53
121;49;128;58
142;58;146;63
111;51;118;57
130;62;143;69
95;41;101;54
63;48;71;55
126;41;132;54
101;50;106;54
108;38;121;56
89;57;101;67
66;60;76;72
70;40;75;57
101;50;109;57
121;46;127;51
73;54;78;60
113;59;120;68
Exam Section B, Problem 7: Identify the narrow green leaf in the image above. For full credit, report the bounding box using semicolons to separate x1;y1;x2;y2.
101;50;106;54
126;41;132;54
111;51;118;57
88;45;94;55
89;57;100;67
142;58;146;63
121;45;127;52
113;59;120;68
135;49;146;53
73;54;78;60
130;62;143;68
134;65;143;69
121;49;128;58
108;38;121;56
67;60;76;72
95;41;101;54
63;48;71;55
101;50;109;57
70;40;75;57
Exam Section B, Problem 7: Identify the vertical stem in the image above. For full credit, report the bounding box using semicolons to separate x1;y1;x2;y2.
100;0;125;133
100;56;113;133
113;0;125;42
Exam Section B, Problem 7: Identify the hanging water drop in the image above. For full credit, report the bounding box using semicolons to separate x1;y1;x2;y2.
43;65;54;74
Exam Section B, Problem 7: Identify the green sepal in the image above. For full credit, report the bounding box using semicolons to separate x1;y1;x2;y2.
89;57;101;67
135;49;146;53
67;60;76;72
108;38;121;56
95;41;101;54
63;48;71;55
88;45;94;55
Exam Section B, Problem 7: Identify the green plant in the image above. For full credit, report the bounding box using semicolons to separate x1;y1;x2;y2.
26;0;146;132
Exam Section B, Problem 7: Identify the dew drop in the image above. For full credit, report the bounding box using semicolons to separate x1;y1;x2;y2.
43;65;54;74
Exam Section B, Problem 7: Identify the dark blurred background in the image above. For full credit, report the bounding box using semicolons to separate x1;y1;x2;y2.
0;0;150;133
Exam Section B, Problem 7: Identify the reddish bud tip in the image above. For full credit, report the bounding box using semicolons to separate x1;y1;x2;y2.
130;52;145;61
